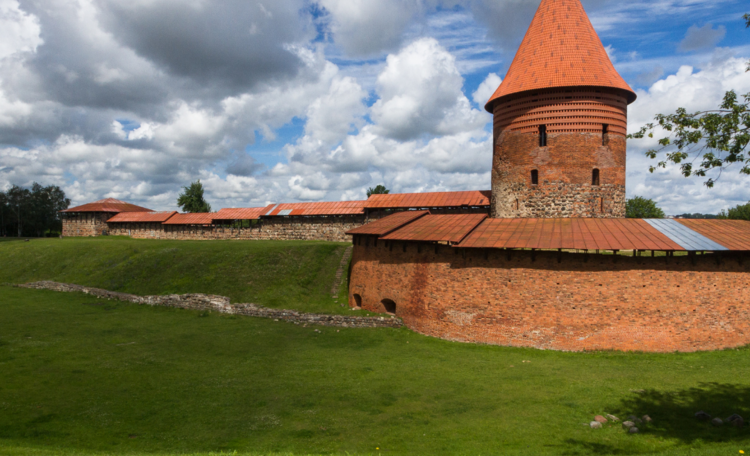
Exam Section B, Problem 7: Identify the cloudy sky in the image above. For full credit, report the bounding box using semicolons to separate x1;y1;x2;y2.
0;0;748;214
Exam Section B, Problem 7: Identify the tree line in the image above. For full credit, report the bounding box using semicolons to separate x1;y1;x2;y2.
0;183;70;237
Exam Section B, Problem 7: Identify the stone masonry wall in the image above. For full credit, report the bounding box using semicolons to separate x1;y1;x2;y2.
348;240;750;352
62;213;113;237
106;215;366;242
18;281;402;329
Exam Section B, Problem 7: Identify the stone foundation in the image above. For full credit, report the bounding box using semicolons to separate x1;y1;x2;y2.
17;281;403;329
348;241;750;352
62;213;113;237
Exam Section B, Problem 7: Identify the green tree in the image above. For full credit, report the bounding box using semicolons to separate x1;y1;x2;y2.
629;15;750;188
177;180;212;213
719;202;750;220
0;183;68;237
366;185;390;198
626;196;665;219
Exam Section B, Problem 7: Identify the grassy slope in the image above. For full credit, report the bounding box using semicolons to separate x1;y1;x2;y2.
1;287;750;456
0;237;351;315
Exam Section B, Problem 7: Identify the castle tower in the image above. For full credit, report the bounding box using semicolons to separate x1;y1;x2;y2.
485;0;636;218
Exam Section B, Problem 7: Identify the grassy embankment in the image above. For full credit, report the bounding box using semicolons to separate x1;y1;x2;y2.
1;238;749;455
0;236;352;315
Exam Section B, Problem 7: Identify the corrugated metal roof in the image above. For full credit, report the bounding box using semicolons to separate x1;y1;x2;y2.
676;219;750;251
458;218;684;250
107;211;177;223
346;211;430;236
264;201;366;216
162;213;215;225
644;219;729;251
364;191;491;209
214;205;275;221
382;214;487;244
61;198;153;213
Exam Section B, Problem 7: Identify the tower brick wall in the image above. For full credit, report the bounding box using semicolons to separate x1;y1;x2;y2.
491;88;628;218
62;213;113;237
348;240;750;352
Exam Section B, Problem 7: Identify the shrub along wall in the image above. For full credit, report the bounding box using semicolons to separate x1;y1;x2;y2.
348;240;750;352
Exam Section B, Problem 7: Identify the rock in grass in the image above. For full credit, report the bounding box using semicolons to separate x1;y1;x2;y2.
622;421;635;430
642;415;652;423
590;421;602;429
711;418;723;426
606;414;619;422
594;415;607;424
627;415;643;424
628;426;639;434
695;411;711;420
727;414;743;423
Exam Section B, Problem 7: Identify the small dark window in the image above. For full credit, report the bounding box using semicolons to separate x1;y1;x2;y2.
539;125;547;147
602;124;608;145
353;294;362;309
592;169;600;186
381;299;396;315
531;169;539;185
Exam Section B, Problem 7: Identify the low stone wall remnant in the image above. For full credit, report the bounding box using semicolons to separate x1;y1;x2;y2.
17;281;402;329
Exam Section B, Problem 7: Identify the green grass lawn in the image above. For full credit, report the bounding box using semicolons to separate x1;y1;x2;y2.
1;286;750;456
0;237;352;315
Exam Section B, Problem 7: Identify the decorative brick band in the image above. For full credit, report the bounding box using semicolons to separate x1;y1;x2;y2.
16;281;403;329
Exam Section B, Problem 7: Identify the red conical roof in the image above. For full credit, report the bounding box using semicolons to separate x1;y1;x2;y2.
485;0;636;112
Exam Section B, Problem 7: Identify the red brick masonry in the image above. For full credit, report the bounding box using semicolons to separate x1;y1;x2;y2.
349;242;750;352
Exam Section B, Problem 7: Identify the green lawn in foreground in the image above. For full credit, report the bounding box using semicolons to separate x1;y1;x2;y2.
1;286;749;456
0;237;351;315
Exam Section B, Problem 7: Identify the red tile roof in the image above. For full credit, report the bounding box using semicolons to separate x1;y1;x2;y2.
458;218;683;251
264;201;366;216
214;205;276;221
676;219;750;251
61;198;153;213
364;191;491;209
162;213;215;225
485;0;636;112
346;211;430;236
381;214;488;244
107;211;177;223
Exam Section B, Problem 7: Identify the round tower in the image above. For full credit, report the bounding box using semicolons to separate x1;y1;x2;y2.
486;0;636;218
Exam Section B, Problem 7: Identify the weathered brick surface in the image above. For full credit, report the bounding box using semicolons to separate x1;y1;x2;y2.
62;213;113;237
103;216;366;242
491;89;627;218
348;242;750;352
18;281;403;329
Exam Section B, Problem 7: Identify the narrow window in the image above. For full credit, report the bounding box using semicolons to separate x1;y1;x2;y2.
600;198;604;213
381;299;397;315
602;124;608;146
531;169;539;185
539;125;547;147
592;169;600;186
353;294;362;309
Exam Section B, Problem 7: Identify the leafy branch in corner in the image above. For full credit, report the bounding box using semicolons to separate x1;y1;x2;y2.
628;90;750;188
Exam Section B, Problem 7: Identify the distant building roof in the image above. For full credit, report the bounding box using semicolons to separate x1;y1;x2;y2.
364;191;491;209
485;0;636;112
162;213;215;225
61;198;153;213
214;205;276;221
107;211;177;223
346;210;429;236
263;201;366;216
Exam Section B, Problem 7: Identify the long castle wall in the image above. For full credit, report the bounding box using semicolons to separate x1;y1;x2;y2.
348;239;750;352
105;215;367;243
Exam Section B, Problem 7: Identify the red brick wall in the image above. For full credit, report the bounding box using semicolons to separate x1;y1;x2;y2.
491;88;627;218
62;213;113;237
348;239;750;352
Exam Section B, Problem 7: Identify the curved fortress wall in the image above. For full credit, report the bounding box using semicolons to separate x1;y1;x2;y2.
348;240;750;352
491;87;628;218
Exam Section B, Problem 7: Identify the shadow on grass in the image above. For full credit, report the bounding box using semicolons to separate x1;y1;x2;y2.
562;383;750;455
